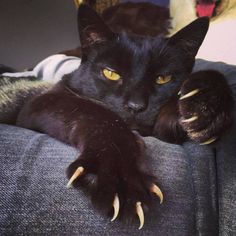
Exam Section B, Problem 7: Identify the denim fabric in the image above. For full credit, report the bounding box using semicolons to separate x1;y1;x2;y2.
216;115;236;235
194;59;236;235
0;124;218;235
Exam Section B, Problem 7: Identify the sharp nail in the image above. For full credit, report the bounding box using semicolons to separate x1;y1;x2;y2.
182;116;198;123
178;91;181;95
66;166;84;188
111;194;120;222
179;89;200;100
200;137;217;145
136;202;144;230
74;0;83;8
151;184;164;204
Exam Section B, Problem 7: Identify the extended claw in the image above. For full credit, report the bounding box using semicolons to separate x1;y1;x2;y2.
74;0;83;8
136;202;144;230
111;194;120;222
200;137;217;145
150;184;164;204
66;166;84;188
182;116;198;123
179;89;200;100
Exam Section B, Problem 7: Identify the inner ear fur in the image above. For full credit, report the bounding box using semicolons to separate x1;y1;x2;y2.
77;4;115;49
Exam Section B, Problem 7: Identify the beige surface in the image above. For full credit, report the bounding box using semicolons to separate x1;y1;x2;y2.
170;0;236;65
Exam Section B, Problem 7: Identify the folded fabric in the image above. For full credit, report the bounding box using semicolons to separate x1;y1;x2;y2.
3;54;81;83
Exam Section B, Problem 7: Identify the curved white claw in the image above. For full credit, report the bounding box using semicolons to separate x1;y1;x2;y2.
200;137;217;145
74;0;83;8
66;166;84;188
180;89;200;100
136;202;144;230
182;116;198;123
111;194;120;222
151;184;164;204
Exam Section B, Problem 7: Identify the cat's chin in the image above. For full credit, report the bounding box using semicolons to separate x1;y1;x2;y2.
122;116;153;137
130;125;153;137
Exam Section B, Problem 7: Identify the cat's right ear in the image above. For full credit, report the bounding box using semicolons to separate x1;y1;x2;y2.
77;4;115;50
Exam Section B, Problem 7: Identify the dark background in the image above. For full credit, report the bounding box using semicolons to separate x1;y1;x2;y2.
0;0;79;70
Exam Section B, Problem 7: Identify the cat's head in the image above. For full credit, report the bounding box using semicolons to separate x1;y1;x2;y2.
67;5;209;135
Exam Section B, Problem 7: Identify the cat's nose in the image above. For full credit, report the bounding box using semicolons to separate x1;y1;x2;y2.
127;101;146;113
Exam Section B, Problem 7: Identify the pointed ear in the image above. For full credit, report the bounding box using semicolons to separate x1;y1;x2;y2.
77;5;115;50
168;17;209;59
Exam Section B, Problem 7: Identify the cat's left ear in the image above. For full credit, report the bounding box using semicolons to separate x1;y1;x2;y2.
168;17;209;59
77;4;115;50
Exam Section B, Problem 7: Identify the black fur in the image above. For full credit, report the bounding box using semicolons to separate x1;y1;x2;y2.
12;4;234;223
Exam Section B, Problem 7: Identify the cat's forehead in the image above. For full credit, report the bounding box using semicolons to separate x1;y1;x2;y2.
92;32;171;74
94;32;166;69
117;32;164;55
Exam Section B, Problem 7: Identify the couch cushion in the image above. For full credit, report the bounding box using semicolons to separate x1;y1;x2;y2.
0;124;218;235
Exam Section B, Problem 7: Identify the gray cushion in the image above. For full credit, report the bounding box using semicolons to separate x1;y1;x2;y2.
0;124;218;235
194;59;236;235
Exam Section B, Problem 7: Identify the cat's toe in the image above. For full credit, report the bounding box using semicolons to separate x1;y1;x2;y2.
110;183;163;228
135;183;163;229
111;197;146;229
92;166;163;228
129;182;163;229
122;182;163;229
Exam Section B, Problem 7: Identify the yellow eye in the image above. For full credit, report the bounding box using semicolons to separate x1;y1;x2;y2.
155;75;172;85
102;68;121;81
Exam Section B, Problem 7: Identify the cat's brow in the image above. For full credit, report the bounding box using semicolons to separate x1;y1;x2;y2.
118;33;157;55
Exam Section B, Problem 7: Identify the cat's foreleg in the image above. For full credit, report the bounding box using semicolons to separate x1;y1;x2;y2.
17;83;163;229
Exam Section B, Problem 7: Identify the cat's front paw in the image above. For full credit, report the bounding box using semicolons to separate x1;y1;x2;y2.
66;141;163;229
178;70;234;144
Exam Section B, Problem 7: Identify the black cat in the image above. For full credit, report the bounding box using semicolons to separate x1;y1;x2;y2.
14;5;233;229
